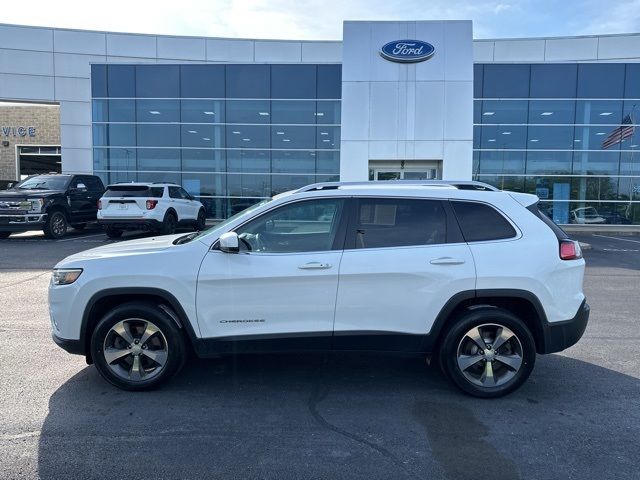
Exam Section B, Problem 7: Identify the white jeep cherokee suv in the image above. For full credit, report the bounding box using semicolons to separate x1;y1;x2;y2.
50;181;589;397
97;182;206;238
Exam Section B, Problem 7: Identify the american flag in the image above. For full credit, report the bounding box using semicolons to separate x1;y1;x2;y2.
602;114;635;149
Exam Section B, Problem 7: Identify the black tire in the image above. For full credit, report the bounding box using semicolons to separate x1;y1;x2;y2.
71;223;86;230
0;232;11;239
160;211;177;235
438;307;536;398
90;302;187;391
195;209;206;231
43;210;68;239
105;227;123;239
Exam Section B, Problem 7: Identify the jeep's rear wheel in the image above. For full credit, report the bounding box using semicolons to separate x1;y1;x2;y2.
439;308;535;398
43;211;68;239
91;302;187;390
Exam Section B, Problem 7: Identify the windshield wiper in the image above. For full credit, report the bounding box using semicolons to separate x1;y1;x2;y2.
173;232;199;245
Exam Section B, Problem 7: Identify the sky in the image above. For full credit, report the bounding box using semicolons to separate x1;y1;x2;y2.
1;0;639;40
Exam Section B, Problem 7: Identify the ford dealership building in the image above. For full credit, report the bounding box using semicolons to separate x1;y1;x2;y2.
0;20;639;224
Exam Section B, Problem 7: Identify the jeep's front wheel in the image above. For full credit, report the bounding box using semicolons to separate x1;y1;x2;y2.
91;302;187;390
439;308;536;398
43;211;68;239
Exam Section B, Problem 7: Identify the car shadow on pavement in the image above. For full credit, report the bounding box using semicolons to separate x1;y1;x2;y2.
37;353;639;480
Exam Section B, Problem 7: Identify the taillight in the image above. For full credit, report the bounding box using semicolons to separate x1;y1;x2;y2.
146;199;158;210
97;199;102;210
560;239;582;260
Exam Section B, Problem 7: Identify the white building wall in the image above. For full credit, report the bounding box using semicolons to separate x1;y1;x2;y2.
0;23;341;176
340;20;473;181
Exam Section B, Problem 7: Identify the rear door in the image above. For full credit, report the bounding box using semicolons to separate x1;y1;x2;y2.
80;176;103;220
66;176;91;220
333;197;476;351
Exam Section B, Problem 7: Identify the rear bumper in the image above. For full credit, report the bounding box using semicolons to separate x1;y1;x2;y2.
540;300;590;354
98;218;162;231
0;213;46;231
52;333;85;356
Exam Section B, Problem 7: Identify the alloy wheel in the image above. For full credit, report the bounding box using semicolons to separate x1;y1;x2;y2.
51;213;66;237
456;323;523;388
102;319;168;381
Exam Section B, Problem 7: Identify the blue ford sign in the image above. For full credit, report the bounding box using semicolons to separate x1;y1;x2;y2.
379;40;435;63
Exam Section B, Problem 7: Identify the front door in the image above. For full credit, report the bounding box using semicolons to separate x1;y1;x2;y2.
196;197;347;351
333;197;476;351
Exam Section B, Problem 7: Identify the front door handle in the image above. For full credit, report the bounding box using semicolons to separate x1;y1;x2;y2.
430;257;466;265
298;262;332;270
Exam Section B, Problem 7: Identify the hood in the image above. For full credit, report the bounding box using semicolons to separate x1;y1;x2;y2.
0;189;61;199
57;233;185;266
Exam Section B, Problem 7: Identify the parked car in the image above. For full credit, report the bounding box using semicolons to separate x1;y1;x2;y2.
97;182;206;238
49;180;589;398
0;173;104;239
570;206;606;224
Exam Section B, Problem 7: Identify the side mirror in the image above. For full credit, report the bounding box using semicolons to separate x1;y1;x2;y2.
219;231;239;253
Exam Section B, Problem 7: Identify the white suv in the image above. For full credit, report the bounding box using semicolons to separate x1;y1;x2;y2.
97;182;206;238
49;181;589;397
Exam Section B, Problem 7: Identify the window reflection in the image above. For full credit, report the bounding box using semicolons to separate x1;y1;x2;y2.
226;100;270;124
227;150;270;173
528;100;575;124
181;100;224;123
480;100;528;124
226;125;270;149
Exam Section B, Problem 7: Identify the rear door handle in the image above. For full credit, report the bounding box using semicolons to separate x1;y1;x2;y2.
298;262;332;270
430;257;465;265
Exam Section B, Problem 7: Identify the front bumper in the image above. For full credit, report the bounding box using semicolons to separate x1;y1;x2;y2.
0;213;46;231
52;332;85;355
98;218;162;231
540;300;590;354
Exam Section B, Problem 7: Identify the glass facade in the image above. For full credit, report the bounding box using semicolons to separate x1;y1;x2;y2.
474;63;640;225
91;64;341;219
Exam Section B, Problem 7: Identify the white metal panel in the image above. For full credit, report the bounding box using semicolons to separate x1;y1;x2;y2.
473;41;494;62
339;141;369;181
60;147;93;174
598;34;640;60
206;39;254;62
369;82;399;141
54;30;106;55
340;81;370;141
414;21;445;81
444;81;473;140
106;56;157;63
54;53;105;78
341;22;372;81
60;124;92;149
301;42;342;62
368;141;398;160
60;101;91;125
0;49;53;76
106;33;156;58
444;21;473;81
544;37;598;61
413;141;444;159
443;141;473;179
254;41;301;62
157;36;206;61
369;22;403;82
0;25;52;51
493;39;545;62
55;77;91;102
414;81;445;141
0;73;54;101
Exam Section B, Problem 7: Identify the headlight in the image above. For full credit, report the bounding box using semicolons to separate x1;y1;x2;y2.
29;198;44;213
52;268;83;285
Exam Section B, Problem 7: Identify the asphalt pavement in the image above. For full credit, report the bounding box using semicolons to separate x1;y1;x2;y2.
0;229;638;479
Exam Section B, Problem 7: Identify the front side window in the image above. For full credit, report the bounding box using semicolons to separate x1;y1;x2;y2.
353;199;447;249
236;198;344;253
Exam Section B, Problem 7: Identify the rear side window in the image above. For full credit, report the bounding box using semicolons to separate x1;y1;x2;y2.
451;201;516;242
527;203;568;240
104;186;163;198
354;199;447;248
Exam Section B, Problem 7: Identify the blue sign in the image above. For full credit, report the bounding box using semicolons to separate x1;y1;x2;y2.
379;40;435;63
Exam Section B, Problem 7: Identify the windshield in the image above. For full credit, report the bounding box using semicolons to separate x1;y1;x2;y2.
192;198;273;242
15;176;70;191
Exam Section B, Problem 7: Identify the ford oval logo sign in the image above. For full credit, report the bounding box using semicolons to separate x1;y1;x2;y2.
380;40;435;63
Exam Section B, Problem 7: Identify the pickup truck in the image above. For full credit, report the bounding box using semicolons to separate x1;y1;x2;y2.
0;173;104;239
